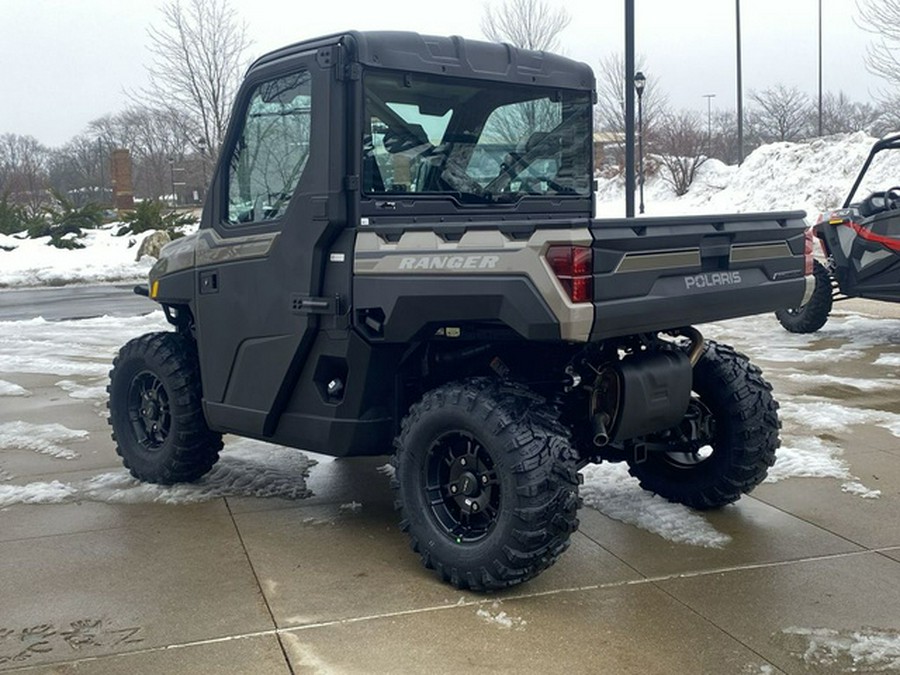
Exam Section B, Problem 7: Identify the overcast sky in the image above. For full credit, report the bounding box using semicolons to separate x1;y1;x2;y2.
0;0;884;147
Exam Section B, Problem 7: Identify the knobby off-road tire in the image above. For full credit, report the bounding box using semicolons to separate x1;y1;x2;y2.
775;259;833;333
626;341;779;510
108;331;223;484
393;379;581;591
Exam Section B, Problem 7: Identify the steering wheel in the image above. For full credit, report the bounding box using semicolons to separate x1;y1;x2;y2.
885;186;900;209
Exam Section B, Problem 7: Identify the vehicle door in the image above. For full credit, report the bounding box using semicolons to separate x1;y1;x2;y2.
194;50;344;437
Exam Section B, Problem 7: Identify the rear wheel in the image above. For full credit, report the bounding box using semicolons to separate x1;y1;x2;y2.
393;379;580;591
626;341;779;510
108;332;222;484
775;260;833;333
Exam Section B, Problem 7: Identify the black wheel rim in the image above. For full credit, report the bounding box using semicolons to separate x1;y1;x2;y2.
424;431;500;543
127;370;171;451
662;398;716;468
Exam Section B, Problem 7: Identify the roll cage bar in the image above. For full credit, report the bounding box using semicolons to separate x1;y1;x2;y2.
843;133;900;208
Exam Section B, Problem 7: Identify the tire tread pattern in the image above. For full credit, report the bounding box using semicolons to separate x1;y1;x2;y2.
392;378;580;591
775;259;833;333
107;331;223;484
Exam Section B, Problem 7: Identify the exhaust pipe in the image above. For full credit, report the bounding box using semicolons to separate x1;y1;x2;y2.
681;326;705;366
592;412;611;447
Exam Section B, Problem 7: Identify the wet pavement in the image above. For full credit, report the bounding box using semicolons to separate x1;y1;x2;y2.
0;298;899;674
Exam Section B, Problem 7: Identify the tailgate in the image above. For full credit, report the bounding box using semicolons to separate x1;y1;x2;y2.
590;211;808;340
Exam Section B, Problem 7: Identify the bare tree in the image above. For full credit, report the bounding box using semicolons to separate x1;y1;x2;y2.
140;0;251;159
481;0;570;51
818;91;881;135
46;135;108;205
654;111;708;196
748;85;812;142
594;52;668;167
857;1;900;91
707;109;747;165
0;134;50;214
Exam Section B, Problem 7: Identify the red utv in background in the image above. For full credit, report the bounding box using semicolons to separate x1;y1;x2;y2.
777;133;900;333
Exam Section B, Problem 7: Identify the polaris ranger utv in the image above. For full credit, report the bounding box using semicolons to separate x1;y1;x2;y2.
109;31;812;591
776;133;900;333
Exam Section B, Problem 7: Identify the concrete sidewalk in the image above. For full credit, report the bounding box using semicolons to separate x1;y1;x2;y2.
1;301;899;674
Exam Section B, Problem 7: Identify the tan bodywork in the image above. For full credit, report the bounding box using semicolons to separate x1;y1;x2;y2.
354;227;595;342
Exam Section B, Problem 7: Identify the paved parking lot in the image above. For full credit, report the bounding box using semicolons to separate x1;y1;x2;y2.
1;298;898;674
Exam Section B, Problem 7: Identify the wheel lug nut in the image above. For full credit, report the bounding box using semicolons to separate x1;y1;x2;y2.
471;502;479;512
460;458;467;466
450;484;458;494
481;475;488;485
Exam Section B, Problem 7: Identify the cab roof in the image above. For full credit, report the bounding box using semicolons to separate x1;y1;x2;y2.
249;30;595;92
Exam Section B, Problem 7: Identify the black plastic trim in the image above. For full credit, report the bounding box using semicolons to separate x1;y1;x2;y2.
353;274;560;342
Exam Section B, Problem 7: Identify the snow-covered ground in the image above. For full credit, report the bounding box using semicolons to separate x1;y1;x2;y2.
0;223;163;288
0;132;898;550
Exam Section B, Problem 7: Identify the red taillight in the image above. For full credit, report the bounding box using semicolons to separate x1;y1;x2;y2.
546;245;593;303
804;228;815;276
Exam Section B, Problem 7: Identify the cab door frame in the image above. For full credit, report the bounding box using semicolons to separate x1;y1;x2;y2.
194;44;350;439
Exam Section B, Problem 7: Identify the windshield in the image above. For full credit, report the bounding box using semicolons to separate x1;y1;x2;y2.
362;71;592;203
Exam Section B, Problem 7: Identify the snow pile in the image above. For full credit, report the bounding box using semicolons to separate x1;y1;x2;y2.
0;438;316;509
0;421;87;460
781;626;900;672
580;462;731;548
0;380;30;397
0;224;162;288
767;436;850;483
597;131;900;218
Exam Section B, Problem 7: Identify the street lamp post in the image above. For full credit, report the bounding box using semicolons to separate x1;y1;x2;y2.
168;157;176;209
634;71;646;215
197;138;208;203
702;93;716;150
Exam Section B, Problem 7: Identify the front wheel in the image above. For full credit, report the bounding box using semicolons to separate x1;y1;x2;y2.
775;259;833;333
393;379;580;591
626;341;779;510
108;332;223;484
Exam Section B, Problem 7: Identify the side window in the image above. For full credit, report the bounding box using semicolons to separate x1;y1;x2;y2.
227;70;312;225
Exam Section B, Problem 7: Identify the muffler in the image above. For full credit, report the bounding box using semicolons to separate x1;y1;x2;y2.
591;349;693;445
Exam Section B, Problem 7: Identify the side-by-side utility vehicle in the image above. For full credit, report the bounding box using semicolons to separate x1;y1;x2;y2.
110;31;813;590
776;133;900;332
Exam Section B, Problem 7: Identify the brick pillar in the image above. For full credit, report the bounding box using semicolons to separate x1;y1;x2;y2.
110;148;134;211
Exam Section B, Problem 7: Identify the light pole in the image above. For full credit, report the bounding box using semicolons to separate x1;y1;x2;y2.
703;93;716;150
818;0;823;136
625;0;636;217
736;0;744;164
634;71;646;215
197;138;208;202
168;157;176;209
